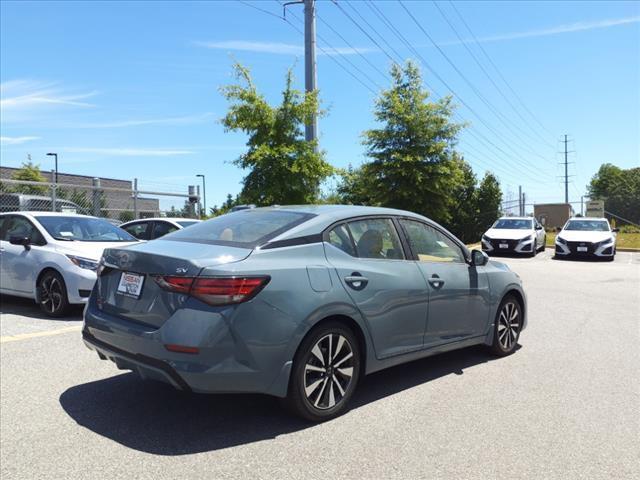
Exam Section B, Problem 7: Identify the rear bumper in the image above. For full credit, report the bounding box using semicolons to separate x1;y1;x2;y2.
82;294;295;397
62;267;96;304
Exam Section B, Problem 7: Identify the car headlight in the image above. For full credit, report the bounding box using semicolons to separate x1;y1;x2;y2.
66;254;99;271
482;235;491;242
520;234;534;243
598;237;614;247
556;236;567;245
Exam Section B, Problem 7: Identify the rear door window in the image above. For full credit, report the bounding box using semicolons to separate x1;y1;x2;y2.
152;221;178;239
346;218;405;260
123;221;151;240
327;224;356;256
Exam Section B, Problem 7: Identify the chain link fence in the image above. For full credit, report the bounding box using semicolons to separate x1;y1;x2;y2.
0;177;201;224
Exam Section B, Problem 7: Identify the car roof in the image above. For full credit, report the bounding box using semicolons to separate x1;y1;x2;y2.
0;211;97;218
121;217;201;224
567;217;608;221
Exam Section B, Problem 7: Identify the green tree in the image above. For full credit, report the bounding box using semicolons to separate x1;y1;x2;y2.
447;156;479;243
6;161;48;195
359;61;465;225
209;193;240;217
588;163;640;225
220;63;333;205
475;172;503;235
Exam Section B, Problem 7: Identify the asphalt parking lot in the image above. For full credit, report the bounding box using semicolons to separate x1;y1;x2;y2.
1;250;639;480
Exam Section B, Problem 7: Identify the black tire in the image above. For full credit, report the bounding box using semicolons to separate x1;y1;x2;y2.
286;321;361;422
539;236;546;252
37;270;70;317
489;295;522;356
528;239;537;257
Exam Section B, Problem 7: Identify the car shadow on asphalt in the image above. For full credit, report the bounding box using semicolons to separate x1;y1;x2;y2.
59;344;508;455
0;294;83;321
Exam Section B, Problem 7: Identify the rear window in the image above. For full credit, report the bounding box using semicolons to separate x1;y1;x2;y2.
163;209;314;248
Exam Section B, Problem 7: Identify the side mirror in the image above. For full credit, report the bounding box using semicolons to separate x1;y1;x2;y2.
471;249;489;267
535;225;543;230
612;228;620;233
9;236;31;250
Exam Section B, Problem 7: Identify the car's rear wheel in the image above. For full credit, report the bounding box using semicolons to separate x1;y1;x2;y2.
490;295;522;356
37;270;70;317
287;322;361;422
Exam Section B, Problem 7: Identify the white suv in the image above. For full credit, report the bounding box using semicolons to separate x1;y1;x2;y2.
0;212;138;316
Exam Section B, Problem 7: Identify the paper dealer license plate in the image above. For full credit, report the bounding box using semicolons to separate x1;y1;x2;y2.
499;243;509;249
117;272;145;298
577;246;588;252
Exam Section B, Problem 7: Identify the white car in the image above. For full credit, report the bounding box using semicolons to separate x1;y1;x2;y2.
554;217;618;261
120;217;201;241
482;216;546;257
0;212;138;316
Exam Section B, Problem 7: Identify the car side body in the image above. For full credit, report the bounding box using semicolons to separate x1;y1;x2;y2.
83;205;526;419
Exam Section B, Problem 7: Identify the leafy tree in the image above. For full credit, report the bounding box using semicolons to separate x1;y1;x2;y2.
447;156;478;243
588;163;640;225
335;164;375;206
220;63;333;205
475;172;503;235
209;193;240;217
6;161;48;195
359;61;465;225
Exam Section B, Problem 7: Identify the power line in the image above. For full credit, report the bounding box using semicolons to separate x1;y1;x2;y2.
448;0;556;138
432;1;556;152
362;0;550;182
398;0;552;164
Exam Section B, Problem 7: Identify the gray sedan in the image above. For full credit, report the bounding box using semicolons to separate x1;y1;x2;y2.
83;205;526;421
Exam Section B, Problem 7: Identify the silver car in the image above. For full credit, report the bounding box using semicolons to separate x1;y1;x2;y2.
83;205;527;421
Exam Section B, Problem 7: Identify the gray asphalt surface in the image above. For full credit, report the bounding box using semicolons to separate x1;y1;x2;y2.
1;250;639;479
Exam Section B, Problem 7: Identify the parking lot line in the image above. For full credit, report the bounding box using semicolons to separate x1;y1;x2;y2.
0;325;82;344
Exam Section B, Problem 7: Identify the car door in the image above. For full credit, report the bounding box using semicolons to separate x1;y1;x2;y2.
122;221;151;240
151;220;179;239
324;217;429;359
1;215;47;294
398;219;491;347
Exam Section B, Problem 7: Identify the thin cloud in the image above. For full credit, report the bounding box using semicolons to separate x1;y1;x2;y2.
0;80;97;110
74;112;214;129
194;40;374;56
0;136;40;145
63;147;195;157
441;15;640;46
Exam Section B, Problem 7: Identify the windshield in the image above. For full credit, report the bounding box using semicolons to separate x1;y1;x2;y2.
564;220;610;231
35;216;137;242
176;220;199;228
164;209;314;247
492;219;532;230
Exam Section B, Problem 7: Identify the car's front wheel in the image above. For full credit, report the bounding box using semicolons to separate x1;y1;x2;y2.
490;295;522;356
37;270;70;317
287;322;361;422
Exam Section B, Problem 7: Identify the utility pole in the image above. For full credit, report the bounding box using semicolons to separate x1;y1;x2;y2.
563;134;569;204
285;0;317;147
304;0;318;147
518;185;522;216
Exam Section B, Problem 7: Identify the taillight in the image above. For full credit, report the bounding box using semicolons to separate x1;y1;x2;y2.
153;275;269;306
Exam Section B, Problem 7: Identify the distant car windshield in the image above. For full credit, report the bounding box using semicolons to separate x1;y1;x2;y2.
164;210;314;247
35;216;137;242
493;219;532;229
564;220;610;231
176;220;200;228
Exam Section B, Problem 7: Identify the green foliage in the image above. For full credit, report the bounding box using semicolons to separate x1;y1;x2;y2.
447;157;479;243
220;63;333;206
209;193;240;217
588;163;640;225
119;211;135;223
5;161;48;195
475;172;503;234
358;61;465;225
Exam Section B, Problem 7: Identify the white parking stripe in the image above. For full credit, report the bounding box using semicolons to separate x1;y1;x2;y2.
0;325;82;343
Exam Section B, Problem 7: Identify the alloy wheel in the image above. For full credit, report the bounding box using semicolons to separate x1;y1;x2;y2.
304;333;355;410
497;302;520;350
40;276;63;314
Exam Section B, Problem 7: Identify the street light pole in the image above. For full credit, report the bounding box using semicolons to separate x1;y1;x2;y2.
46;153;58;183
196;174;206;218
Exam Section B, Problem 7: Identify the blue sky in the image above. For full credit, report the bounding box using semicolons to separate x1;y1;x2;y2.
1;0;638;212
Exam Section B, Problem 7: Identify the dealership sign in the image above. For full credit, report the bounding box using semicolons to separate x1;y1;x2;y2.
585;200;605;218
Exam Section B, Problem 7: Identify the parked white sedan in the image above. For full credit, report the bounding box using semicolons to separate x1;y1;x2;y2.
0;212;138;316
554;217;618;261
482;216;546;257
120;217;201;240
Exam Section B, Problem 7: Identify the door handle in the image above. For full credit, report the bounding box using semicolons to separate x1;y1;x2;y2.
344;273;369;291
428;275;445;289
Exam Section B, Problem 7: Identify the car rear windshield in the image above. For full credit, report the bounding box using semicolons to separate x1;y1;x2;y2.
493;219;532;229
564;220;610;231
35;216;137;242
163;209;315;248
